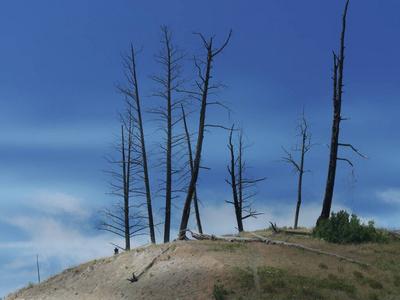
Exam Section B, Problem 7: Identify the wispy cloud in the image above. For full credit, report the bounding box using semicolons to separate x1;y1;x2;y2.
28;190;91;219
376;188;400;208
0;188;150;297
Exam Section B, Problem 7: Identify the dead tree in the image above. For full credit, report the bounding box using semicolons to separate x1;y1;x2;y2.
150;26;187;243
318;0;367;225
99;110;147;250
181;104;203;233
177;30;232;240
281;109;314;229
226;126;266;232
117;44;156;244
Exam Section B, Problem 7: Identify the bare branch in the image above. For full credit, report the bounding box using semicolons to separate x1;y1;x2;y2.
338;143;369;159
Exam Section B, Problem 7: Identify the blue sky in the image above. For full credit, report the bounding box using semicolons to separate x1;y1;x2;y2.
1;0;400;296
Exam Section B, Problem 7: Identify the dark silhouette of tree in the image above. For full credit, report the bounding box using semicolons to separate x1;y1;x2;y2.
150;25;186;243
226;126;266;232
116;44;156;243
181;104;203;234
281;110;314;229
99;108;147;250
317;0;367;226
178;30;232;240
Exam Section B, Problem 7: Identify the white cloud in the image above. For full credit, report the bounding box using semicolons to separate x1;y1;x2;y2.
376;188;400;207
29;190;91;219
0;188;151;293
0;213;149;275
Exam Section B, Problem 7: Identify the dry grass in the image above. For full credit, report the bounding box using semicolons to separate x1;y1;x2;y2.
7;229;400;300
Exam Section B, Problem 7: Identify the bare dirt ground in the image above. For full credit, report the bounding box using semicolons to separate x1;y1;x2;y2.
7;230;400;300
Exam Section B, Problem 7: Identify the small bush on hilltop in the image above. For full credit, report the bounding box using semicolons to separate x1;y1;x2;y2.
212;284;230;300
312;210;388;244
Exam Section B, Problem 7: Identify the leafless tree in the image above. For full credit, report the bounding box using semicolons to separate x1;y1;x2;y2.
317;0;367;226
150;25;187;243
281;109;314;229
181;104;203;233
99;110;147;250
226;126;266;232
116;44;156;243
177;30;232;240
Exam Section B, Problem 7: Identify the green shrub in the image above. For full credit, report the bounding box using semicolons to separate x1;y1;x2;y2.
318;263;328;270
312;210;388;244
353;270;365;282
27;282;35;289
369;279;383;290
212;284;229;300
393;274;400;287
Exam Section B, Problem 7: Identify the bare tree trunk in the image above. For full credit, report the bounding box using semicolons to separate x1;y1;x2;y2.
99;106;147;248
150;26;186;243
294;120;306;229
281;109;314;229
181;105;203;233
226;127;265;232
164;32;173;244
36;254;40;284
227;126;244;232
318;0;349;226
121;124;131;250
178;31;232;240
238;131;243;222
127;44;156;243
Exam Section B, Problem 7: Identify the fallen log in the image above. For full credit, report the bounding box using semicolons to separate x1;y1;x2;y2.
182;229;259;242
250;232;370;266
269;221;311;236
181;229;370;266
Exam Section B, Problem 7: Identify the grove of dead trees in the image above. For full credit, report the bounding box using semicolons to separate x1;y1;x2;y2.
99;0;370;248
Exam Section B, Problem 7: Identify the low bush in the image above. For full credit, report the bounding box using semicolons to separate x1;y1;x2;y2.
212;284;229;300
312;210;388;244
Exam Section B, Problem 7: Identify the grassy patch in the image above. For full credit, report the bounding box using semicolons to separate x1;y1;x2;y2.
257;266;286;294
253;265;357;299
233;266;254;289
210;242;245;253
317;274;357;298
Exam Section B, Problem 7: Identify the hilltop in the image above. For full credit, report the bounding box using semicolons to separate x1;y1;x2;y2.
6;229;400;300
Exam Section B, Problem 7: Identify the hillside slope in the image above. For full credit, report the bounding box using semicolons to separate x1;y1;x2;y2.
6;230;400;300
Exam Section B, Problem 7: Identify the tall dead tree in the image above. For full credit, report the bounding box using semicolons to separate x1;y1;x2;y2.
318;0;367;225
178;30;232;240
281;110;314;229
150;26;186;243
181;104;203;233
99;108;147;250
117;44;156;243
226;126;266;232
